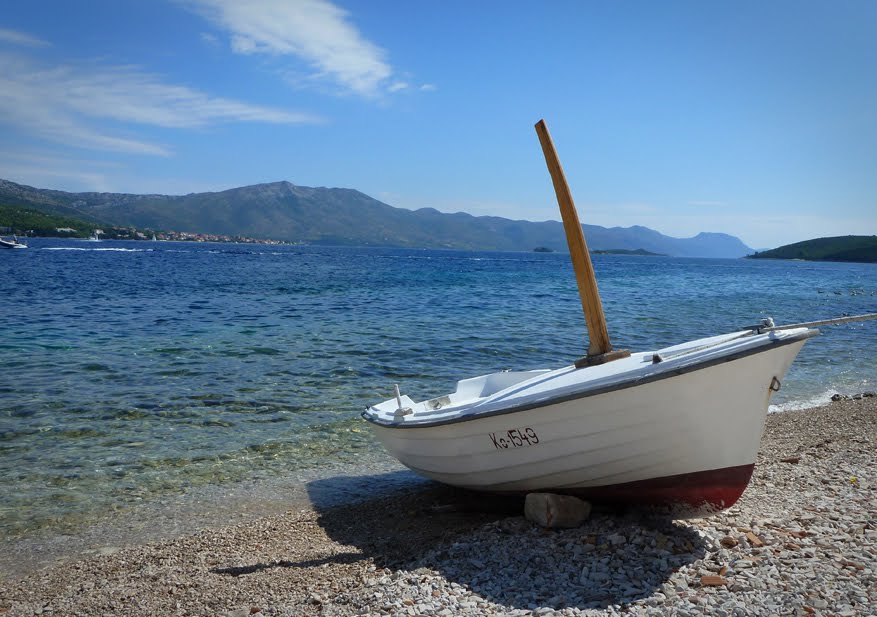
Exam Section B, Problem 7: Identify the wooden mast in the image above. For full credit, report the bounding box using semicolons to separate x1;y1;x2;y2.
535;119;629;367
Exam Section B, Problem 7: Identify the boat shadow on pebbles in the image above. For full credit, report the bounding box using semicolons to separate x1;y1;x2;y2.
302;472;710;612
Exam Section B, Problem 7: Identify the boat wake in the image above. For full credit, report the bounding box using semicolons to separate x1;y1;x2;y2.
43;247;152;252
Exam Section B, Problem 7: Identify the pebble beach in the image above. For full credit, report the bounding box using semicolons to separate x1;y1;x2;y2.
1;396;875;617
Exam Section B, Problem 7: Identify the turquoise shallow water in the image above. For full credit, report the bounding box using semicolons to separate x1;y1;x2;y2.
1;239;875;543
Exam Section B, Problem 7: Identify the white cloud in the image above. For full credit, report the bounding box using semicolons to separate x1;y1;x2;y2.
57;64;318;128
420;83;437;92
0;51;323;156
187;0;395;97
0;27;49;48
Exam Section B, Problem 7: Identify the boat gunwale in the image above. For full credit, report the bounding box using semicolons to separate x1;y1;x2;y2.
362;328;818;429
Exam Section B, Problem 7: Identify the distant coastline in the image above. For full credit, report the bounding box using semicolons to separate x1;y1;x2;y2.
592;248;665;256
534;247;665;256
0;178;754;257
0;203;286;245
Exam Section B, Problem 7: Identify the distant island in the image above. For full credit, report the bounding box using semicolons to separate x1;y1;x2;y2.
746;236;877;264
592;248;665;256
536;247;664;256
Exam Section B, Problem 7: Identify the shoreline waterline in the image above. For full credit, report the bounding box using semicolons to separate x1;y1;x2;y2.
1;396;874;616
2;393;871;582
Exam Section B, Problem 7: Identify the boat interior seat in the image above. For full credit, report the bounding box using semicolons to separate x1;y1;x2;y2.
456;370;549;401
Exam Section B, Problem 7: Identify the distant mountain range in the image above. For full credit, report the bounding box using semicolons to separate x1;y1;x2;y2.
0;178;754;257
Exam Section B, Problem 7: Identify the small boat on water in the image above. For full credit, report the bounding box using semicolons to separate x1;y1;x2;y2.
0;236;27;249
363;120;875;514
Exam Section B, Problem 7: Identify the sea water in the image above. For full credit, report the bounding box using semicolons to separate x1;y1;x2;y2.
0;239;874;561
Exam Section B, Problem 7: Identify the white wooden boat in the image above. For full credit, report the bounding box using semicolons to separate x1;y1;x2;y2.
363;326;816;512
362;120;868;514
0;236;27;249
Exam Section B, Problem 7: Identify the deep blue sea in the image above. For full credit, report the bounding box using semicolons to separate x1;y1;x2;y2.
1;238;875;564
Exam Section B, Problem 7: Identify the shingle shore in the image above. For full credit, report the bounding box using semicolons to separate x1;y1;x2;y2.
1;397;874;616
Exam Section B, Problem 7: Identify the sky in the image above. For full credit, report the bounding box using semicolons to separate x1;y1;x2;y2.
1;1;875;249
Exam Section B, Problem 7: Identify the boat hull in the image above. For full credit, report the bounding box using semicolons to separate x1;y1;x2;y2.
366;337;809;513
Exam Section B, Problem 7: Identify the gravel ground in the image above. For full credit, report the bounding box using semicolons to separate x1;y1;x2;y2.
1;397;875;616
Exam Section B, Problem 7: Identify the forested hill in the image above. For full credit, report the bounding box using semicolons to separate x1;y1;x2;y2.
747;236;877;263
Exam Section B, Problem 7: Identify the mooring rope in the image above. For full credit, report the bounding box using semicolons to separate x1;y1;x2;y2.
659;312;877;363
760;312;877;332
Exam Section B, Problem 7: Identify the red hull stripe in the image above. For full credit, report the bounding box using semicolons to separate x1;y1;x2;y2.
559;463;756;511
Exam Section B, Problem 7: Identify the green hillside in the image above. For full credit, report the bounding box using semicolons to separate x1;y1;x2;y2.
0;203;145;240
747;236;877;263
0;204;97;237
